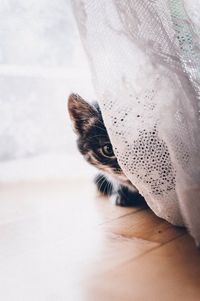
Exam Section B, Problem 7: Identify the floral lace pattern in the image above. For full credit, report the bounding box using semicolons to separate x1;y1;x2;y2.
72;0;200;244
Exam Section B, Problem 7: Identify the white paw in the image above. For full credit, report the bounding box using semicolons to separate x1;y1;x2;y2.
110;194;120;205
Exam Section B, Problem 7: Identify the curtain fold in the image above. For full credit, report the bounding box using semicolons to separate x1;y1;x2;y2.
72;0;200;244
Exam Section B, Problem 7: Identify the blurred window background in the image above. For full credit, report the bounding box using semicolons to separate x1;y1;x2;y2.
0;0;95;182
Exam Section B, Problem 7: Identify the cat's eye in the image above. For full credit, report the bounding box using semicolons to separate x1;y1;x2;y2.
101;144;115;158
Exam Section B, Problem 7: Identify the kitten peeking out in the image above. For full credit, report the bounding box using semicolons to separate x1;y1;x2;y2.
68;93;146;207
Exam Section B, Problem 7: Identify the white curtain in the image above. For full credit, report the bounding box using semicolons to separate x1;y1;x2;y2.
72;0;200;244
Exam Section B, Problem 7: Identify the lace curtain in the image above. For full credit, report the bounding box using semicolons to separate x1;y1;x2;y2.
72;0;200;245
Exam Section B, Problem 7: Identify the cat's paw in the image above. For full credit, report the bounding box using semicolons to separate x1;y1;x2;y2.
119;187;147;207
112;189;147;207
111;194;127;207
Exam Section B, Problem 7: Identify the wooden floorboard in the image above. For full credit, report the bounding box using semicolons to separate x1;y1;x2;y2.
0;179;199;301
101;208;185;244
87;235;200;301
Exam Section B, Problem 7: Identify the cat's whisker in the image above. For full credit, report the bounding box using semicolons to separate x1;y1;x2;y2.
95;174;104;186
106;181;112;196
95;175;109;192
96;120;106;127
104;180;110;195
99;177;107;193
108;181;113;195
103;182;107;195
92;124;107;132
88;134;107;140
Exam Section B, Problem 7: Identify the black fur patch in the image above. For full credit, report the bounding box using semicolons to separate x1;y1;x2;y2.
115;186;147;207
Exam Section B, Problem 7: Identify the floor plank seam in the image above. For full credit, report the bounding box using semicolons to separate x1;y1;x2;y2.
100;232;188;276
98;208;145;226
123;232;187;264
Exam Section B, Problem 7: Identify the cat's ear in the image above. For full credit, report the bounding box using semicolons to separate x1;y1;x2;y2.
68;93;97;135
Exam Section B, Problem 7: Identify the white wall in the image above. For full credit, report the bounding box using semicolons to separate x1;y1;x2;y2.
0;0;95;161
0;0;96;181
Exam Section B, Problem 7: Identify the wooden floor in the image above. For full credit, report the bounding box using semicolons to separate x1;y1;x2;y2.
0;178;200;301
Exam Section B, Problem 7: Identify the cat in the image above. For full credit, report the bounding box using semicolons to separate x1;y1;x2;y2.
68;93;146;207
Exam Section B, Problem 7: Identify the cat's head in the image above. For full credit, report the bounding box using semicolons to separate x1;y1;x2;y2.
68;93;127;181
